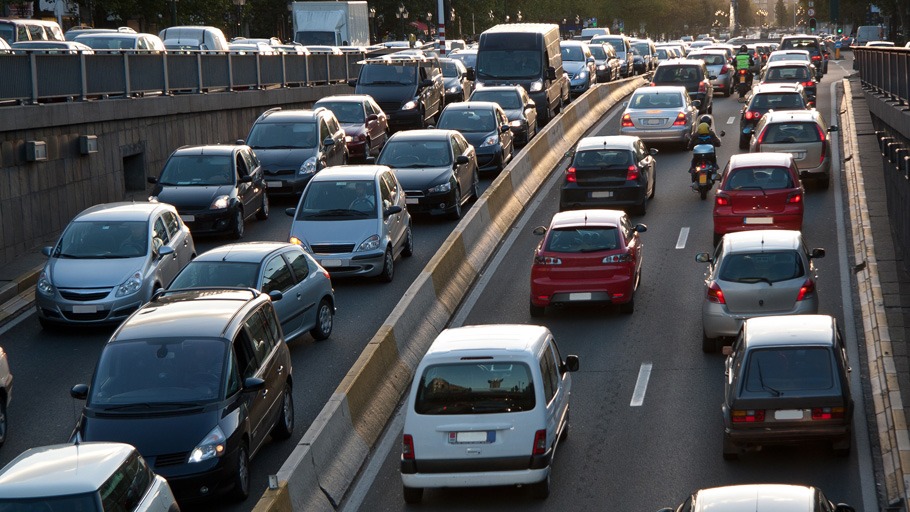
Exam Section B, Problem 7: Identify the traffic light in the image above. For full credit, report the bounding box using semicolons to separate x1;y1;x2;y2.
837;26;843;34
808;18;817;32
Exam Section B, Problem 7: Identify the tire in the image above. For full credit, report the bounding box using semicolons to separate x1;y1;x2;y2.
228;442;251;501
403;486;424;504
699;187;708;200
310;298;334;341
256;193;269;220
530;473;551;499
529;302;545;317
633;196;647;216
722;436;739;461
402;226;414;257
702;331;717;353
231;209;245;240
364;138;372;159
270;383;294;440
378;247;394;283
470;170;480;202
0;398;7;447
447;187;463;220
619;296;635;314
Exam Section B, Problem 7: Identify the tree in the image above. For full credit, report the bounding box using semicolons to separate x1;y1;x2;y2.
775;0;787;26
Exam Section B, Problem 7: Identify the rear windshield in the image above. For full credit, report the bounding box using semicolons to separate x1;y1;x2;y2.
689;53;725;65
724;166;795;190
765;66;811;81
769;52;809;63
761;122;821;143
414;362;535;414
743;347;834;394
315;101;364;124
656;48;668;59
749;93;805;111
358;64;416;85
653;65;701;83
572;149;633;169
719;251;805;283
247;122;318;149
545;226;621;253
440;60;460;77
629;91;683;109
170;261;260;289
780;38;820;53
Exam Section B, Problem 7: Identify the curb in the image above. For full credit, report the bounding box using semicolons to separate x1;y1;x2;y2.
0;265;42;328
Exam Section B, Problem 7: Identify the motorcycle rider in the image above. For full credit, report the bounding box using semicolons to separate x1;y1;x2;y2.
689;117;722;182
734;44;755;99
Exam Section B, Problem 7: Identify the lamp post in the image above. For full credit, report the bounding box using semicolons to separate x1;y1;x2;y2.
396;3;409;40
232;0;246;38
368;7;376;44
169;0;178;26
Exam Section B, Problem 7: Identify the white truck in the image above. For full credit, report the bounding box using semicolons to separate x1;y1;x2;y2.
291;1;370;47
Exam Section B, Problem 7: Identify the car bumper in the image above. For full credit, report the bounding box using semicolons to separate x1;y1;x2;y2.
264;174;312;196
559;184;647;211
476;145;504;171
569;79;591;96
401;454;550;488
531;274;635;307
346;140;370;160
595;69;612;82
510;124;532;146
156;455;237;502
620;125;691;143
711;74;731;91
175;208;237;235
313;250;386;278
796;157;831;178
404;190;460;216
724;423;851;447
714;213;803;236
702;298;819;339
36;292;144;325
444;91;465;104
388;109;424;129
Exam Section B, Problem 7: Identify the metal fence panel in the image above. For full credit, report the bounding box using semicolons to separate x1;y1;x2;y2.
284;55;308;85
230;54;259;89
259;55;285;86
328;55;347;83
39;54;90;99
201;54;230;92
166;54;202;92
127;54;167;95
307;54;329;84
0;56;34;102
856;47;910;105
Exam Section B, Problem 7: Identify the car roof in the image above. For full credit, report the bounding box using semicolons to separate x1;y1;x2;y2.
695;484;817;511
729;152;794;167
426;324;551;356
766;60;812;68
388;129;454;141
549;209;625;229
633;85;687;95
471;85;523;93
193;242;298;264
576;135;638;151
744;315;836;348
172;144;240;156
560;40;588;47
316;95;371;104
721;229;802;252
0;442;136;497
310;164;390;182
687;49;727;56
443;101;499;111
752;83;804;94
258;109;320;122
658;58;706;67
76;201;166;222
760;110;822;123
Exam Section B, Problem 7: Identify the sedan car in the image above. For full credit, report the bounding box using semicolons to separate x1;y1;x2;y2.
36;202;195;328
696;230;825;352
686;50;732;97
650;59;714;115
560;135;657;215
439;57;474;105
168;242;335;342
713;153;804;246
149;145;269;239
722;315;854;459
469;86;538;147
620;85;700;148
376;130;479;220
588;42;621;83
314;95;390;162
657;484;856;512
436;101;514;173
529;209;646;316
749;109;838;189
9;40;93;54
560;40;597;98
760;61;817;102
739;83;811;149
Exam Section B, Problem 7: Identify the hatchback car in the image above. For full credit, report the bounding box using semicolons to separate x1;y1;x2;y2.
313;95;390;162
376;130;479;220
650;59;714;115
738;83;811;149
560;136;657;214
630;38;657;74
469;86;538;146
439;57;474;105
686;50;733;97
779;34;828;74
70;288;293;502
168;242;335;342
760;61;817;102
749;109;838;189
286;165;413;282
149;145;269;239
766;49;819;79
657;484;856;512
36;202;196;328
560;41;597;97
696;230;825;352
591;35;634;77
436;101;514;173
589;42;621;83
530;209;646;316
722;315;854;459
242;108;348;196
620;85;700;148
713;153;804;245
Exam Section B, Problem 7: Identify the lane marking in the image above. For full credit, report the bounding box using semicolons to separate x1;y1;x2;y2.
726;116;735;125
675;227;690;249
630;362;653;407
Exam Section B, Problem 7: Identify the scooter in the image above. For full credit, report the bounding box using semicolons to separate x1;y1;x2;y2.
736;68;752;100
690;144;719;200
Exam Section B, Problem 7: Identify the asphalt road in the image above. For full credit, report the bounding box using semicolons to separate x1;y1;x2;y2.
346;60;878;511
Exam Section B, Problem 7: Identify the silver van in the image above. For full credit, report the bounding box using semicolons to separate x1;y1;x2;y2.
158;25;229;52
401;324;579;503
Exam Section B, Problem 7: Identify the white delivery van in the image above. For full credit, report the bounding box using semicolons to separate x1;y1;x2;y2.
401;324;579;503
158;25;229;51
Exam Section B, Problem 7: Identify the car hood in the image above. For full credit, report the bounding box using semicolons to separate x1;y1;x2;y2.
252;147;317;169
48;256;148;288
80;407;222;457
290;218;378;247
155;185;234;208
390;166;453;191
563;61;587;74
355;84;416;106
460;130;498;147
503;108;522;121
443;77;462;89
341;123;366;137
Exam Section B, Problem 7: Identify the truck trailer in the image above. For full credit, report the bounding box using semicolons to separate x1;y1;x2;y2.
291;1;370;47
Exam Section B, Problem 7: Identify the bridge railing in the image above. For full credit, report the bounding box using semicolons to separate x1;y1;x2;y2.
854;46;910;106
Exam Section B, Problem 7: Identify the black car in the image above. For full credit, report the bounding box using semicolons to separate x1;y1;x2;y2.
436;101;514;173
469;85;539;147
739;83;810;148
70;288;294;503
350;55;444;131
376;129;479;219
589;42;621;83
439;57;474;105
650;59;714;115
149;145;268;239
630;38;657;74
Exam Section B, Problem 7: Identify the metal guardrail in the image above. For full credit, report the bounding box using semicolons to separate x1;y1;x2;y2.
854;47;910;106
0;51;366;105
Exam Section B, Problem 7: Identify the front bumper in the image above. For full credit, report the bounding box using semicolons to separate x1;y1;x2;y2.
155;452;238;503
313;250;386;278
264;173;313;196
36;291;143;326
345;140;370;160
569;78;592;96
404;189;460;216
475;145;504;172
387;108;424;130
175;207;237;235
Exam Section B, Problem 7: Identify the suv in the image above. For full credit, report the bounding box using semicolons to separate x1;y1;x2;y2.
243;108;348;196
739;83;810;148
630;38;658;74
779;34;827;74
650;59;714;114
350;55;444;130
70;288;294;502
749;109;838;189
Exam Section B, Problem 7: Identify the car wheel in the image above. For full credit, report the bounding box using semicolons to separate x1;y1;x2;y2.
256;193;269;220
0;398;7;447
378;246;394;283
232;209;245;240
619;296;635;314
447;187;463;220
529;302;545;317
271;383;295;440
722;436;739;461
530;473;551;499
649;174;656;199
229;442;250;501
702;331;718;353
310;298;334;340
402;226;414;257
832;437;851;457
470;170;481;202
403;486;424;504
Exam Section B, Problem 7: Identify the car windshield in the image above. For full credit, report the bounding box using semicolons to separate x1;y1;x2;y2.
158;155;234;186
743;347;834;394
88;338;228;407
76;35;136;49
440;60;460;77
169;261;260;289
471;90;522;109
438;109;497;133
561;46;586;61
654;65;701;82
656;48;668;59
761;122;822;143
414;362;536;414
296;180;378;220
246;121;318;149
316;101;364;124
359;64;416;85
690;53;725;65
55;220;148;259
629;92;683;109
632;42;650;55
719;251;805;283
475;50;541;79
724;166;795;190
573;149;634;169
0;494;99;511
589;45;607;59
765;66;811;81
450;52;476;69
595;38;625;57
749;93;806;111
545;226;621;253
378;139;453;167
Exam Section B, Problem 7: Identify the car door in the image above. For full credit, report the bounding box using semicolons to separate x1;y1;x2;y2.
239;307;282;451
260;253;302;339
634;140;653;197
379;172;402;251
151;216;180;288
235;151;256;214
448;134;468;196
325;114;347;165
284;248;322;333
161;210;192;270
364;100;383;152
496;106;514;157
521;89;538;130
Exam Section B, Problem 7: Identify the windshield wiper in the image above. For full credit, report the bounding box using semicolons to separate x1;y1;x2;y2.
755;358;781;397
738;276;773;286
57;252;85;259
364;80;410;85
100;401;204;411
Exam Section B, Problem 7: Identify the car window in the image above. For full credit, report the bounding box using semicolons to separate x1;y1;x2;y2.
234;329;261;379
326;114;342;136
241;149;257;173
261;255;295;293
761;122;822;143
260;303;281;346
544;226;620;253
765;66;811;81
724;166;794;190
379;175;393;209
285;250;311;281
414;362;536;414
654;65;700;82
243;310;275;368
573;149;633;168
153;217;170;247
161;211;180;237
719;251;805;283
235;153;249;178
743;347;835;393
226;349;242;395
99;451;152;512
750;93;806;110
538;347;557;403
621;215;634;242
319;120;330;142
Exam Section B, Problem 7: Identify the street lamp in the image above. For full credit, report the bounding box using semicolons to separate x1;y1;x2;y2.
396;3;409;40
517;10;522;22
369;7;376;44
232;0;246;38
505;14;510;23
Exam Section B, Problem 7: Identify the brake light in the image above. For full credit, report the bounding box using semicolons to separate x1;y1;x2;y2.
706;281;726;304
787;191;802;204
565;166;577;183
603;253;633;263
648;82;656;86
811;54;821;61
621;113;634;127
626;165;640;181
756;128;767;145
672;112;687;126
720;64;730;74
820;140;827;164
715;194;730;206
802;80;815;87
532;429;547;455
731;409;765;422
739;69;748;76
534;255;562;266
796;278;815;301
811;407;845;420
698;80;707;93
322;269;331;280
402;434;415;460
744;111;761;120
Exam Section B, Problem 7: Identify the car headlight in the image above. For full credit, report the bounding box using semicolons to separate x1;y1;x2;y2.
115;271;142;298
402;100;418;110
509;119;524;127
429;181;452;193
289;236;304;246
597;64;606;70
148;196;159;203
345;135;353;143
188;425;226;463
447;86;462;93
209;195;230;210
480;135;499;147
529;79;543;92
37;270;55;296
299;157;317;175
577;71;588;79
357;234;381;252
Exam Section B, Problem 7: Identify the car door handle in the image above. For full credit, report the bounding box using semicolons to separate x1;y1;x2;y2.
277;365;284;374
262;389;269;398
296;293;302;300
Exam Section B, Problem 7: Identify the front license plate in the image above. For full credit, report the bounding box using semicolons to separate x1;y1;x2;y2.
73;305;98;314
266;181;283;188
744;217;774;225
405;198;419;205
591;191;613;198
569;292;592;301
774;409;805;420
181;215;195;223
320;259;343;268
452;431;492;443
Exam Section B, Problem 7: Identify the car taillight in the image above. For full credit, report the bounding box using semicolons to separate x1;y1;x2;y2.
534;255;562;266
648;82;656;86
812;407;845;420
817;125;827;164
720;64;730;74
796;278;815;301
672;112;687;126
706;281;726;304
532;429;547;455
402;434;415;460
787;191;802;204
621;113;634;127
322;269;331;280
565;166;577;183
731;409;765;422
802;80;815;87
603;253;633;263
739;69;748;76
744;110;761;120
715;194;730;206
626;165;640;181
756;128;767;145
698;80;707;93
811;54;821;61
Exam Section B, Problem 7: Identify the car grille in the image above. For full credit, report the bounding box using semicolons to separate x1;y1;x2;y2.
311;244;355;254
155;452;189;467
378;102;400;113
265;168;296;177
61;311;109;321
59;289;111;301
405;191;425;198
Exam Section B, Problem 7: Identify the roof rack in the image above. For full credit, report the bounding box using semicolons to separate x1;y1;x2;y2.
358;54;439;66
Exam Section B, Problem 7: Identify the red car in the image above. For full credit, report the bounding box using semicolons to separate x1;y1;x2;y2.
713;153;804;246
530;209;646;317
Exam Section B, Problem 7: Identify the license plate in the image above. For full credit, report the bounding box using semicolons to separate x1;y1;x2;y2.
73;305;98;314
569;292;592;301
774;409;805;420
405;198;419;205
266;181;283;188
591;191;613;198
698;174;708;184
181;215;195;223
744;217;774;225
320;259;343;267
452;431;492;443
789;152;806;160
739;76;747;83
643;118;664;125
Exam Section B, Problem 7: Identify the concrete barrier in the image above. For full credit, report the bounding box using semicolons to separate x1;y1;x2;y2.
260;76;645;511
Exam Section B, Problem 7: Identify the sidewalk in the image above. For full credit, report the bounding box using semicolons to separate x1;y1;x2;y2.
0;250;43;327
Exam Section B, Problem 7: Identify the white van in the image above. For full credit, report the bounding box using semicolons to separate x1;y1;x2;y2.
401;324;578;503
158;25;229;52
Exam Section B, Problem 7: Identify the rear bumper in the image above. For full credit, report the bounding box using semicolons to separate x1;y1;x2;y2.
620;125;690;143
530;274;635;307
725;424;851;446
702;298;819;339
559;184;647;211
401;452;551;488
714;213;802;236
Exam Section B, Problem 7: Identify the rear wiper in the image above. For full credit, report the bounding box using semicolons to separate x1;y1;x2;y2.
738;276;773;286
734;185;767;196
756;359;781;397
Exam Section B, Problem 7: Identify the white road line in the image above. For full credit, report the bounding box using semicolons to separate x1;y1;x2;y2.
630;362;653;407
726;116;735;125
675;227;690;249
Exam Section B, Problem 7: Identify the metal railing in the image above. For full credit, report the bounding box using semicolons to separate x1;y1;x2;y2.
0;50;366;105
855;47;910;106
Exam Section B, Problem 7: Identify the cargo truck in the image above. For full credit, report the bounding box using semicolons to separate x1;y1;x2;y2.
291;1;370;47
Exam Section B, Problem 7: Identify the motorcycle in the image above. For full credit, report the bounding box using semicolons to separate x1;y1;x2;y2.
736;68;752;100
689;139;723;200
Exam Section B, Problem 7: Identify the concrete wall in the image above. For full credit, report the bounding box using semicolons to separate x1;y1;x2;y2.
0;84;350;265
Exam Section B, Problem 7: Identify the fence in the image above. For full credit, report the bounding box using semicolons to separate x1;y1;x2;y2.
854;46;910;106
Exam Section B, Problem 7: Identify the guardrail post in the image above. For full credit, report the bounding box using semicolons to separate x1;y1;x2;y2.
79;52;88;102
196;52;203;93
304;54;309;86
29;53;38;104
124;53;132;98
162;52;170;96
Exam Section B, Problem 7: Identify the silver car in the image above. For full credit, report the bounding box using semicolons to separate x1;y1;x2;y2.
286;165;413;282
36;202;195;329
687;50;733;97
168;242;335;341
620;85;700;148
696;230;824;352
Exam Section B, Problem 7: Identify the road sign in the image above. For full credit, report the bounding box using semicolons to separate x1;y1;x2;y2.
807;8;815;16
807;1;814;7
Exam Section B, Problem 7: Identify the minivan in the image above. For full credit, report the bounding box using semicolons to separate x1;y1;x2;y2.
401;324;579;503
349;54;444;131
158;25;229;52
0;18;64;44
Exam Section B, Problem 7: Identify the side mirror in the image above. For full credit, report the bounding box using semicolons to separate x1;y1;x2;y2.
722;346;733;356
828;125;839;132
323;137;335;147
235;139;245;145
455;155;469;165
563;354;579;372
692;100;701;108
649;148;658;156
622;101;628;107
634;223;647;233
243;377;266;392
810;248;826;259
719;130;726;137
587;56;595;64
366;113;378;122
147;176;158;184
500;124;510;133
71;384;89;400
42;246;53;257
158;245;175;258
285;207;296;217
695;252;712;263
268;290;283;301
239;175;253;183
532;226;547;236
547;67;557;80
421;78;434;87
347;78;357;87
385;205;403;217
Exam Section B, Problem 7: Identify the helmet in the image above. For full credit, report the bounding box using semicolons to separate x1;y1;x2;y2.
739;44;748;52
699;115;713;127
697;122;710;135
